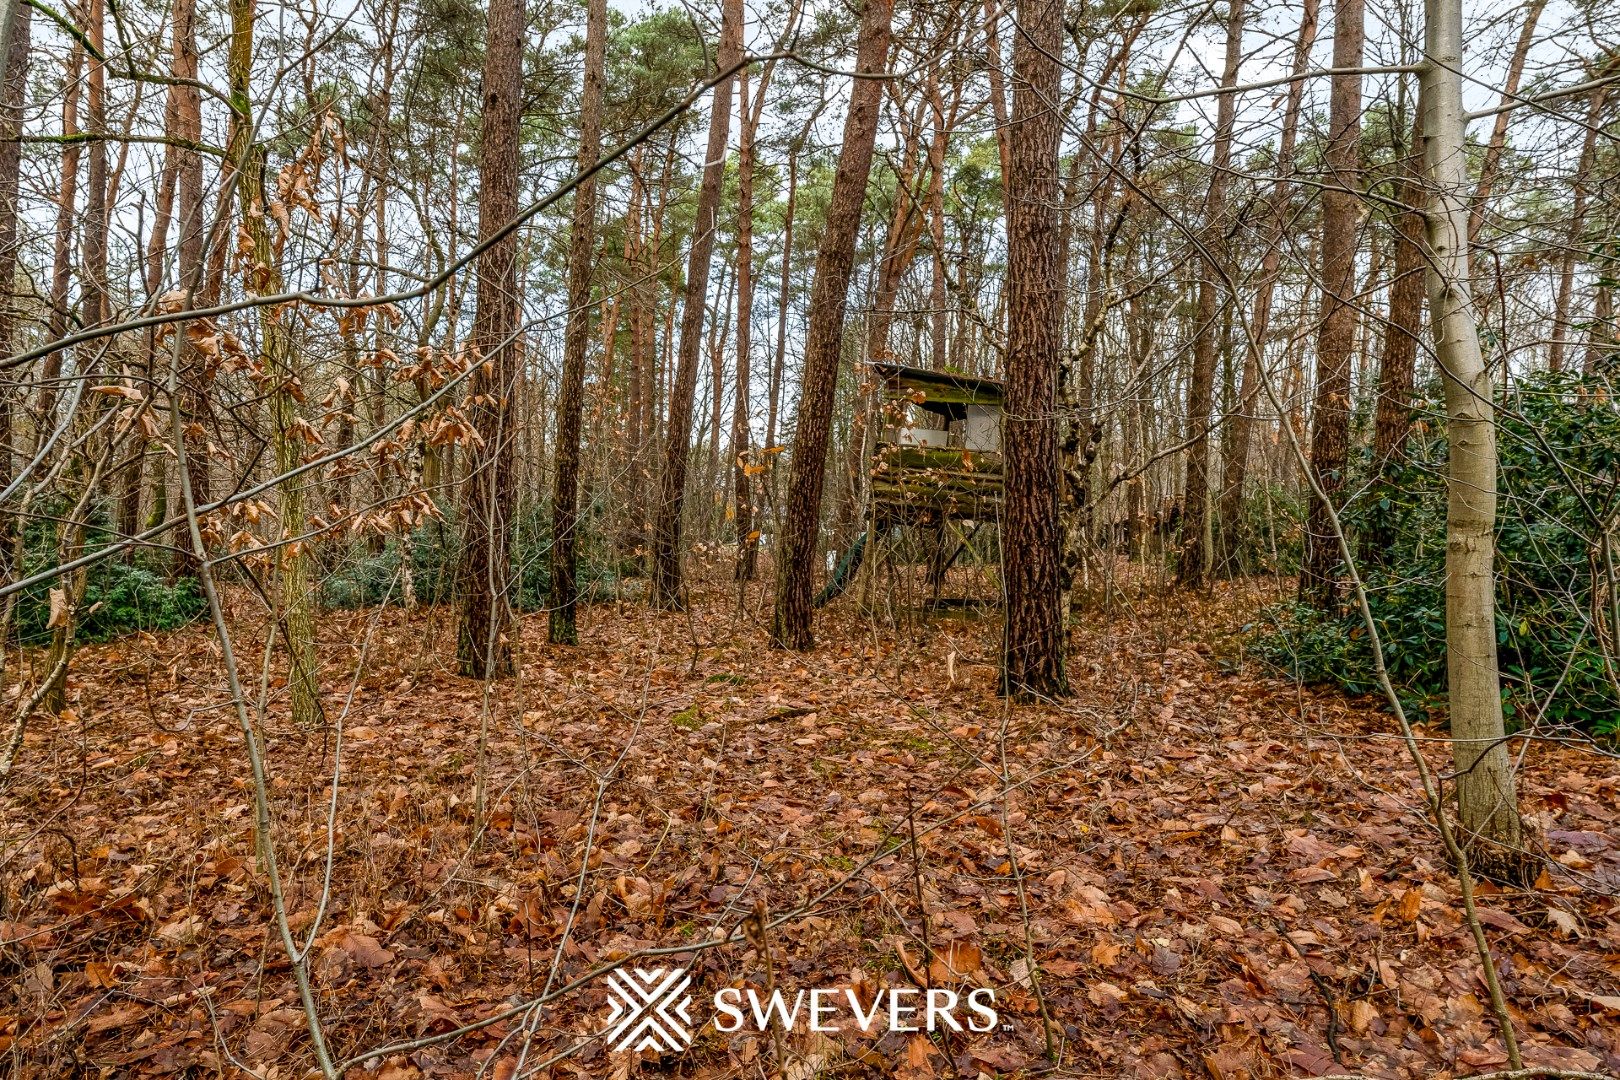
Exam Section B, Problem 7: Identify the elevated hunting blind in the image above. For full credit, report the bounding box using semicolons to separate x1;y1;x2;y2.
869;362;1005;526
817;363;1005;611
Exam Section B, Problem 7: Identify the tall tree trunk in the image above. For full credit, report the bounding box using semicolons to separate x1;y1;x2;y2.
0;0;27;485
81;0;108;344
1421;0;1530;881
1299;0;1363;609
1361;86;1427;568
622;155;645;499
769;0;893;650
126;4;186;553
1549;83;1606;373
925;74;950;371
223;0;320;724
0;0;28;620
1586;285;1614;374
651;0;740;609
43;0;109;714
1217;0;1316;573
38;40;83;438
1178;0;1243;587
732;64;759;582
767;132;804;465
999;0;1067;699
1371;97;1426;478
982;0;1011;184
173;0;207;573
705;262;735;495
454;0;524;677
549;0;607;645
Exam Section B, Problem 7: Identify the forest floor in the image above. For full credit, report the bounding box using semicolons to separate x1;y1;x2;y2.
2;564;1618;1079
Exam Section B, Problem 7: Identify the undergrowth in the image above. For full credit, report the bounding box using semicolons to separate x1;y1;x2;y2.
1247;365;1620;734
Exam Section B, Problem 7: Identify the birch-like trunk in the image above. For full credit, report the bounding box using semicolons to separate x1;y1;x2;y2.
1421;0;1530;880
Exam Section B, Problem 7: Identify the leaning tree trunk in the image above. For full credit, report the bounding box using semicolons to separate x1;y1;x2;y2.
651;0;741;610
548;0;606;645
1299;0;1363;609
454;0;524;677
999;0;1068;699
1421;0;1531;882
769;0;893;650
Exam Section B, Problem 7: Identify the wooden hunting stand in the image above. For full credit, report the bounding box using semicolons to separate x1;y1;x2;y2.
832;362;1005;612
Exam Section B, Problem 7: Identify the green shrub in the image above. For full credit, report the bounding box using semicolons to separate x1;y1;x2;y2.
1248;365;1620;733
10;507;206;646
319;501;631;612
319;522;460;609
1222;483;1306;575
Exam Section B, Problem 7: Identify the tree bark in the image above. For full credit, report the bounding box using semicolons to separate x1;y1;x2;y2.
0;0;27;632
1216;0;1316;574
622;153;645;504
549;0;607;645
982;0;1011;184
173;0;208;573
43;0;108;714
0;0;27;496
1372;96;1426;477
125;1;186;552
1548;83;1606;373
1299;0;1363;609
732;64;759;582
651;0;741;609
769;0;893;650
1586;284;1614;374
454;0;525;677
767;128;807;469
1421;0;1530;881
925;73;950;371
705;261;735;493
1178;0;1243;587
221;0;321;724
37;39;83;438
999;0;1067;699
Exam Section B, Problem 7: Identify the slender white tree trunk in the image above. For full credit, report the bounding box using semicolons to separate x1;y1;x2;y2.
1420;0;1530;881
